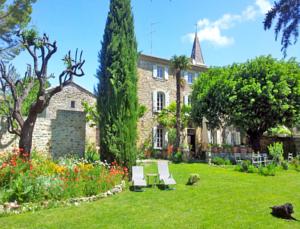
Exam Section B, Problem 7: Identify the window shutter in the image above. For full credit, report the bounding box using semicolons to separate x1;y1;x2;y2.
164;128;168;147
236;132;241;145
153;64;157;78
216;130;222;145
153;126;158;149
184;71;188;82
183;95;189;105
165;91;170;107
164;66;169;80
225;130;231;145
152;91;157;112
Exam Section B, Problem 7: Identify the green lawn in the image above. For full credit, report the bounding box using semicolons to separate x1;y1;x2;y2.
1;163;300;229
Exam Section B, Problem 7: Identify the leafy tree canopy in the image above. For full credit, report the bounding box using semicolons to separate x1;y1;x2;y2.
264;0;300;56
157;102;191;129
0;0;37;60
191;55;300;151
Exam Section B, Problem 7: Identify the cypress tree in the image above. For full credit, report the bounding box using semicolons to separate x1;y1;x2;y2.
97;0;138;169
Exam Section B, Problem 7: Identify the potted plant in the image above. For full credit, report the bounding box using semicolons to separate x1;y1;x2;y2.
211;144;219;153
232;145;240;154
222;144;232;153
240;145;247;153
247;145;253;154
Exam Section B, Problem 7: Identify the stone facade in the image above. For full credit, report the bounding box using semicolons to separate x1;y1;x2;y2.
0;82;98;157
137;54;208;154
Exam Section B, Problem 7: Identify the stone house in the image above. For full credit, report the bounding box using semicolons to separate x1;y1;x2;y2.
0;82;98;158
137;33;242;157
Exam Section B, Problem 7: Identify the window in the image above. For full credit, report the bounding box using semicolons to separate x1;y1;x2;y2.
71;101;76;108
188;72;194;84
153;65;168;80
157;66;164;79
155;128;163;149
157;92;165;111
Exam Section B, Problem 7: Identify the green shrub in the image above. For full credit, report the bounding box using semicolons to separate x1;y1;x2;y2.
224;159;231;165
291;157;300;171
268;142;284;164
281;161;289;170
85;142;100;163
241;160;251;172
259;164;276;176
172;151;183;163
212;157;225;165
235;161;257;173
247;165;257;173
186;174;200;185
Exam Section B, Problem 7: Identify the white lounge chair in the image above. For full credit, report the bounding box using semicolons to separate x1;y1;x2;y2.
157;161;176;189
132;166;147;191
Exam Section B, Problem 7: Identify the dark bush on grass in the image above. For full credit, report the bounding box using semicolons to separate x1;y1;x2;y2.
172;151;183;163
241;160;251;172
186;174;200;185
281;161;289;170
235;161;257;173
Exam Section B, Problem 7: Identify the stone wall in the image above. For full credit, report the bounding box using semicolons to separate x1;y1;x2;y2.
45;83;96;120
0;83;98;157
51;110;86;158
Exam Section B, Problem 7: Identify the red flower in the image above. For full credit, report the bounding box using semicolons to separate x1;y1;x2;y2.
74;167;79;173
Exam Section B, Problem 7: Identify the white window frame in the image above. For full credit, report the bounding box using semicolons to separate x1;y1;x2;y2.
153;127;168;149
157;91;165;111
153;64;168;80
156;127;163;149
157;65;164;79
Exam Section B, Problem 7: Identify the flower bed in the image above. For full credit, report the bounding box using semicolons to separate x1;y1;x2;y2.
0;149;127;205
0;181;126;216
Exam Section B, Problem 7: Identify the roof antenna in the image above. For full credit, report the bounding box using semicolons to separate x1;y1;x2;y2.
148;22;159;55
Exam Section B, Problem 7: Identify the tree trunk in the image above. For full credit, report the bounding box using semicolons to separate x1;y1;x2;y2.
19;114;37;158
248;131;262;153
174;71;181;152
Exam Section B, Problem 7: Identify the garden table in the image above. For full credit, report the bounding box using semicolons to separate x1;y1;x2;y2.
146;173;158;187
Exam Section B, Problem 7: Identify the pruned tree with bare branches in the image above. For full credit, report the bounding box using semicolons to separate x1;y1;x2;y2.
0;29;85;158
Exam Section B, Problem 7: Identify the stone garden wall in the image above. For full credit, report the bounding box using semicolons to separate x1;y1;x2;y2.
0;83;98;157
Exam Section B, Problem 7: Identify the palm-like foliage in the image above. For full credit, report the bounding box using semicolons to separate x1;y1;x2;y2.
170;55;190;152
264;0;300;56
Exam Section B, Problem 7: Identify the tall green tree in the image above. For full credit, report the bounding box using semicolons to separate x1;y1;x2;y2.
0;0;37;60
170;55;190;152
191;56;300;152
264;0;300;56
97;0;138;168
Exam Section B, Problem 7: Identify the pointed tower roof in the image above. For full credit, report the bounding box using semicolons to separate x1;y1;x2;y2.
191;32;204;65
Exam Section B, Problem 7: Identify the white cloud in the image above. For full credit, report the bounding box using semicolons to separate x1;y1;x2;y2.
182;0;272;47
255;0;272;14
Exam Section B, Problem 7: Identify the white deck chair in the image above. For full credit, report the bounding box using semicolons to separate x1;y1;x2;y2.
132;166;147;191
157;161;176;188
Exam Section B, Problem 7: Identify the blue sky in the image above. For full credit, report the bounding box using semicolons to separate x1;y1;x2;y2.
12;0;300;92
